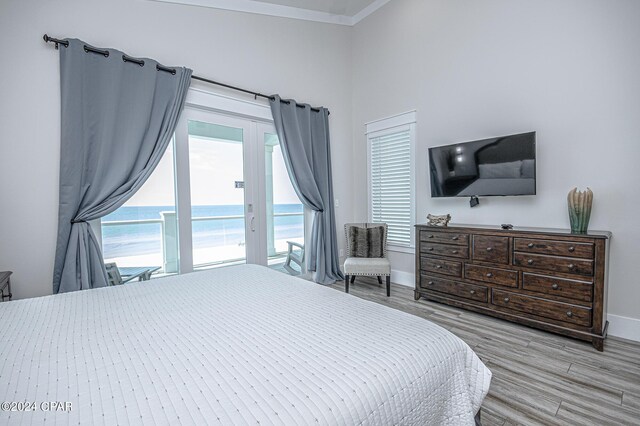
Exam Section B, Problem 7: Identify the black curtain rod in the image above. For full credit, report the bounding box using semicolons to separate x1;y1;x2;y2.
43;34;328;114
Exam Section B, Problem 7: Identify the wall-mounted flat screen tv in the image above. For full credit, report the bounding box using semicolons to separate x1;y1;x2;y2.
429;132;536;197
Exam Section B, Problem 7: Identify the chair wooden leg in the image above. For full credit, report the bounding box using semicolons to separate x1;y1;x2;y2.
345;275;349;293
350;275;356;284
377;276;382;284
386;276;391;297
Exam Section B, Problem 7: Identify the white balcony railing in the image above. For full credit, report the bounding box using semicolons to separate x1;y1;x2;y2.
101;211;303;273
101;212;302;227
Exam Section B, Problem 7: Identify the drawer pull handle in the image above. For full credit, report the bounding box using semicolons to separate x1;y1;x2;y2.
503;297;510;303
486;247;493;252
427;235;434;239
428;247;434;251
486;273;494;278
566;311;573;318
452;250;458;254
452;236;459;241
527;259;534;265
568;264;576;270
470;290;476;295
551;283;559;290
527;243;534;248
428;281;434;285
435;265;442;269
568;246;575;252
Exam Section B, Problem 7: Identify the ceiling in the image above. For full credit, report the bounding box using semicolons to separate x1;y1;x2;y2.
150;0;391;25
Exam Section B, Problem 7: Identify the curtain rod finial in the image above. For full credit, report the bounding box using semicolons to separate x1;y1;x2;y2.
43;34;59;50
43;34;67;49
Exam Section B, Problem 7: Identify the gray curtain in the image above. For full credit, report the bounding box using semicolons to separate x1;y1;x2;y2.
53;39;192;294
269;95;343;284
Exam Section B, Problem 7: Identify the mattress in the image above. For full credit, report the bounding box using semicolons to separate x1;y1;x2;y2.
0;264;491;425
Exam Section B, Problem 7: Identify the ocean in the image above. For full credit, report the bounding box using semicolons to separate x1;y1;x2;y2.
102;204;304;258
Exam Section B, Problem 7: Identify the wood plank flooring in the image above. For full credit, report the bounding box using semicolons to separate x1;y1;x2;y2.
327;277;640;426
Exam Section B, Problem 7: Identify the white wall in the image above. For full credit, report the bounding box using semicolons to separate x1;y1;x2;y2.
0;0;353;299
351;0;640;326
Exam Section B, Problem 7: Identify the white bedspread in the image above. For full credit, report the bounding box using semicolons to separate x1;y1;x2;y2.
0;265;490;425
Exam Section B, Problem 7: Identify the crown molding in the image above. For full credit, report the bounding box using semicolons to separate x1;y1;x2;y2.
351;0;390;25
147;0;391;26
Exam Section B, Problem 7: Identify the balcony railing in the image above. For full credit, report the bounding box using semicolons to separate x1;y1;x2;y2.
101;211;303;272
101;212;302;227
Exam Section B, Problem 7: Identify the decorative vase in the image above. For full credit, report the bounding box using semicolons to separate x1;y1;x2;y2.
567;187;593;234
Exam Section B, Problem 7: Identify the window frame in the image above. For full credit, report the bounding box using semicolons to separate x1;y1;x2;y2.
366;111;416;254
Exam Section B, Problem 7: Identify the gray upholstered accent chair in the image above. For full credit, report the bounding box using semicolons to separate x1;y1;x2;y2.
343;223;391;296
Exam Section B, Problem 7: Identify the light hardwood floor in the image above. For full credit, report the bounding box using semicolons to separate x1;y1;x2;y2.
328;277;640;426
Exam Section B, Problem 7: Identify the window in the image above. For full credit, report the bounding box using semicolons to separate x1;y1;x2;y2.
366;111;416;250
101;139;178;275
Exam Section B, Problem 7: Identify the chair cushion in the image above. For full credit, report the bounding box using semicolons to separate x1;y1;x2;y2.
347;226;385;258
344;257;391;275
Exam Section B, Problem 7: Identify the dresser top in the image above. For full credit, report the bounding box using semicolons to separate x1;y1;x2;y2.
415;223;611;239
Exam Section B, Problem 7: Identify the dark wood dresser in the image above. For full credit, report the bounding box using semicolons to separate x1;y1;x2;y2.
414;224;611;350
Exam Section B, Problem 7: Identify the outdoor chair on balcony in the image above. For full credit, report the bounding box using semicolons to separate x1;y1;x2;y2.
283;241;305;275
105;263;160;285
343;223;391;297
105;263;127;286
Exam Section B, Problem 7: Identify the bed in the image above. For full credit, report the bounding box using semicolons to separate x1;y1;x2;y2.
0;265;491;425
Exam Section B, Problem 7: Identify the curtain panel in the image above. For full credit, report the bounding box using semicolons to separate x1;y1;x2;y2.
53;39;191;293
269;95;343;284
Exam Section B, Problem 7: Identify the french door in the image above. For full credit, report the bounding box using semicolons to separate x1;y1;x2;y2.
173;107;304;274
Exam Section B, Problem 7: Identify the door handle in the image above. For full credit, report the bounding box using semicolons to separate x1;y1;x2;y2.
250;216;255;232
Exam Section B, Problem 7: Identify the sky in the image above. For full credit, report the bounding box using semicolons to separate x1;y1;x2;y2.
126;137;300;207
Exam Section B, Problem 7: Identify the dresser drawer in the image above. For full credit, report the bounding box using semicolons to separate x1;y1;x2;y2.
420;242;469;259
464;264;518;288
472;235;509;264
420;257;463;277
420;275;488;302
522;273;593;303
514;238;594;259
492;290;592;327
513;253;593;276
420;230;469;246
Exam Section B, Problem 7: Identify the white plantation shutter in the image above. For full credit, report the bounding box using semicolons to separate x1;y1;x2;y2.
370;130;412;245
367;113;415;249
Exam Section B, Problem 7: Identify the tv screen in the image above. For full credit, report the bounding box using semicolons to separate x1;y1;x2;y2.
429;132;536;197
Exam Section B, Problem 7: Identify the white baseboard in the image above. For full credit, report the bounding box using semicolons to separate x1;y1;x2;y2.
391;270;414;288
607;314;640;342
